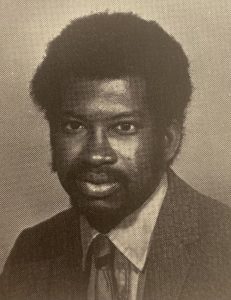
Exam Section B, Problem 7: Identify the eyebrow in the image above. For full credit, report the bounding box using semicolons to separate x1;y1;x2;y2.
61;110;143;121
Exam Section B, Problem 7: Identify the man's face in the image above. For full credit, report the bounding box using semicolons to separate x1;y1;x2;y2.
50;76;165;230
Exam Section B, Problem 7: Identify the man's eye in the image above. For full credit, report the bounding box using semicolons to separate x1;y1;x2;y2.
62;121;86;133
113;123;138;135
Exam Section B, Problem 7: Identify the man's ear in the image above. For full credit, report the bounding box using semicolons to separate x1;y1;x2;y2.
163;120;182;163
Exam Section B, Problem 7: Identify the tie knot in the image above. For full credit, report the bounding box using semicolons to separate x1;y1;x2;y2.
93;234;113;269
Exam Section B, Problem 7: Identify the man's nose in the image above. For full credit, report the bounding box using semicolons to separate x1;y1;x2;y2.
81;128;117;166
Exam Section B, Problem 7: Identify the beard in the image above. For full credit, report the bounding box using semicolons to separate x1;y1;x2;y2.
52;138;166;232
70;161;164;232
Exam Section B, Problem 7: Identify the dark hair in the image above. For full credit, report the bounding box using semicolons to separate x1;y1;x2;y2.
31;12;192;130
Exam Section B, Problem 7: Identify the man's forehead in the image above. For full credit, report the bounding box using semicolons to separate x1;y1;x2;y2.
62;76;146;99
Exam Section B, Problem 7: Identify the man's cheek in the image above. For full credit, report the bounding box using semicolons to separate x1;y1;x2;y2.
52;148;73;176
54;138;82;163
109;137;139;160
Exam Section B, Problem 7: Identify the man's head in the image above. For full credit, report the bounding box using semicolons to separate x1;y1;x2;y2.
31;13;192;231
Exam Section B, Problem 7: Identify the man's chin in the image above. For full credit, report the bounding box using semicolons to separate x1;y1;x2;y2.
83;203;126;233
70;195;128;232
76;197;123;215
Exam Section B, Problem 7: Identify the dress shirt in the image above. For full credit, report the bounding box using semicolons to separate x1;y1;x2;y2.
81;173;168;300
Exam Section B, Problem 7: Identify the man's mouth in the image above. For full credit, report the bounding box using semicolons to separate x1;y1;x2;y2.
76;180;120;198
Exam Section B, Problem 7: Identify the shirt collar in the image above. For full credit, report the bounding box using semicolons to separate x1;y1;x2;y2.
81;173;168;271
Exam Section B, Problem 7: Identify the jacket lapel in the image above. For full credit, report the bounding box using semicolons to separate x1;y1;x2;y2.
47;250;85;299
47;209;87;300
143;170;200;300
37;209;87;300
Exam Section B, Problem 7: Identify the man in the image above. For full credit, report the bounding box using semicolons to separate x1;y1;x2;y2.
0;12;231;300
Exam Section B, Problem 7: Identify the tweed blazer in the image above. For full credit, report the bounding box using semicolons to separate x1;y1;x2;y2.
1;169;231;300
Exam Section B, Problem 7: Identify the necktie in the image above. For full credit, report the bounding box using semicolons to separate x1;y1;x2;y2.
92;234;116;300
114;251;130;300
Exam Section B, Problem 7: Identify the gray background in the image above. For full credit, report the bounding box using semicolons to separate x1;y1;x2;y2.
0;0;230;271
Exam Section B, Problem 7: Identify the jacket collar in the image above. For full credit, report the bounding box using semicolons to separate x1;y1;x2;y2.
152;169;199;251
143;169;200;300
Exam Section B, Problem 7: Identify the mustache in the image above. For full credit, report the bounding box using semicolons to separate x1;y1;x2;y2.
66;163;128;183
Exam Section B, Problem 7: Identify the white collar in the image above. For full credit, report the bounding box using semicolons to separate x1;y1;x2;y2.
81;173;168;271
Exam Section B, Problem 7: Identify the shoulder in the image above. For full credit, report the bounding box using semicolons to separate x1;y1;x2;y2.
168;168;231;222
181;175;231;234
196;194;231;258
168;169;231;253
4;208;81;266
172;174;231;287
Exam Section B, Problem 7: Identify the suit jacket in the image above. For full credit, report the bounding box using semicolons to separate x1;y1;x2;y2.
1;170;231;300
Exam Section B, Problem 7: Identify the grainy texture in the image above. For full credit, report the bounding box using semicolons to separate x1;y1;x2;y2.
0;0;230;276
